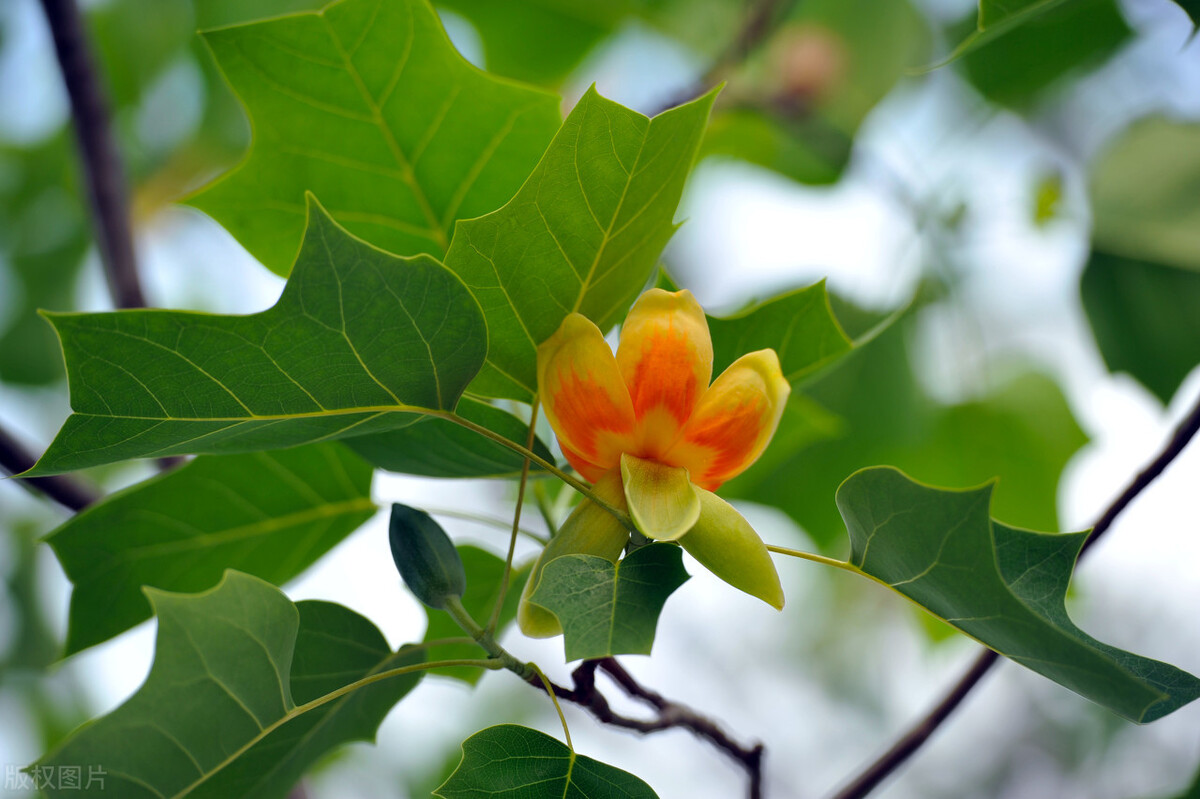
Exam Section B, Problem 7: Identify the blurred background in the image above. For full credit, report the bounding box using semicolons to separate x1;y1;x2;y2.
2;0;1200;796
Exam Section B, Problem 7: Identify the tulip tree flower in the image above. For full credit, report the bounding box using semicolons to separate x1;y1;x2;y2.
519;289;790;637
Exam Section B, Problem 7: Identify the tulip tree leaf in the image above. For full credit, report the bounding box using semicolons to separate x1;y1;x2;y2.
191;0;560;274
837;467;1200;723
47;442;375;655
445;86;716;402
26;198;487;476
423;546;529;684
436;724;659;799
529;543;689;661
343;396;554;477
708;280;854;384
36;572;427;798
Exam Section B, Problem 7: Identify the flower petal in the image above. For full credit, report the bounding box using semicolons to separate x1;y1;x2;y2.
620;453;701;541
616;289;712;458
538;313;635;475
680;488;784;609
667;349;791;490
519;470;630;637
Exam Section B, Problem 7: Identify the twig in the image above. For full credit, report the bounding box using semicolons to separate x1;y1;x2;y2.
830;389;1200;799
654;0;800;113
39;0;145;309
526;658;764;799
0;424;99;511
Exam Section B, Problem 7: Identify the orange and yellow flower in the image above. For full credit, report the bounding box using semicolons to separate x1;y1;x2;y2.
519;289;790;637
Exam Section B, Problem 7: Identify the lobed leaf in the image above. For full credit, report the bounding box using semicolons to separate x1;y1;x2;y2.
47;442;375;655
837;467;1200;723
36;572;425;798
445;86;716;401
192;0;561;273
529;544;689;661
436;724;658;798
26;198;487;476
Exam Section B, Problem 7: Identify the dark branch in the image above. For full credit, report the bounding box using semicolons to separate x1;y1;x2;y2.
40;0;146;309
830;389;1200;799
0;424;99;512
526;658;764;799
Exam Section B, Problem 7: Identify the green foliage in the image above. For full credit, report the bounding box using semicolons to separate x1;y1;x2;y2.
529;544;689;661
389;504;467;610
46;442;374;655
1084;117;1200;403
36;572;426;798
436;724;659;798
952;0;1130;105
423;546;528;684
343;396;553;477
837;467;1200;723
192;0;561;274
446;87;716;401
726;312;1087;549
27;199;487;475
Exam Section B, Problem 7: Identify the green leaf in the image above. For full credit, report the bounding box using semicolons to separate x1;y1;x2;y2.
389;504;466;609
26;197;487;476
343;396;554;477
951;0;1130;106
701;110;850;186
707;280;853;383
1171;0;1200;31
444;86;716;401
191;0;561;274
36;572;426;798
435;724;658;798
837;467;1200;723
423;546;528;684
1083;117;1200;403
46;442;375;655
1082;250;1200;405
725;308;1087;550
529;543;689;661
436;0;627;85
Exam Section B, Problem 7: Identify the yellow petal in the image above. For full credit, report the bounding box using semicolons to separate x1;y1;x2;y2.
518;470;630;637
538;313;635;478
620;453;701;541
667;349;790;490
680;489;784;610
616;289;712;460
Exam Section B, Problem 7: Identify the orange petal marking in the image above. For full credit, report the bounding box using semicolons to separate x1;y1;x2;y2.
667;349;790;490
538;313;635;473
616;290;712;438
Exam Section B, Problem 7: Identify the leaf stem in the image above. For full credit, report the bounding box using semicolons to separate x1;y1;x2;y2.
829;387;1200;799
422;506;548;544
530;662;573;752
487;399;539;635
430;409;635;531
765;544;858;574
442;595;532;680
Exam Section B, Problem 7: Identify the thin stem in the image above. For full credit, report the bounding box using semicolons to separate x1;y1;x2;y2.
830;387;1200;799
531;663;573;751
428;409;635;531
442;595;532;680
766;544;860;574
39;0;145;310
0;423;100;511
488;400;539;635
532;481;560;538
422;507;547;544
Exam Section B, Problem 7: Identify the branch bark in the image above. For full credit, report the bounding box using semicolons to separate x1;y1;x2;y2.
526;658;764;799
830;389;1200;799
39;0;146;309
0;423;99;511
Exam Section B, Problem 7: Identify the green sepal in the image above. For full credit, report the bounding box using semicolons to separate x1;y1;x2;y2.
680;489;784;610
620;453;700;541
389;504;466;610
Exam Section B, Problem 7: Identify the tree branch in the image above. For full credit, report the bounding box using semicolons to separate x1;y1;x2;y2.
830;389;1200;799
39;0;145;309
526;658;764;799
0;423;99;512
